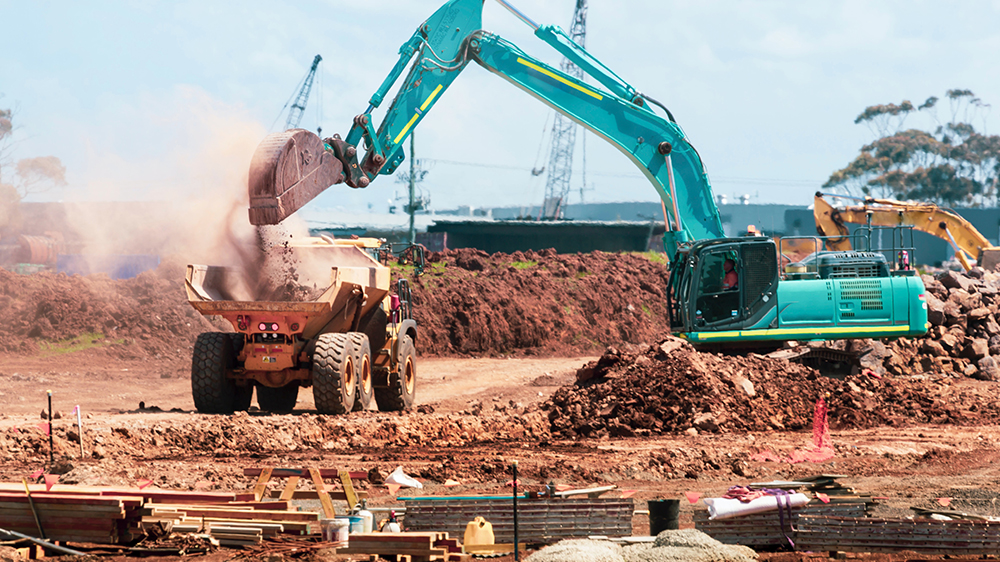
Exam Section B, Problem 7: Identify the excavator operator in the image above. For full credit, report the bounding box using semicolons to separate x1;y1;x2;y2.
722;258;738;291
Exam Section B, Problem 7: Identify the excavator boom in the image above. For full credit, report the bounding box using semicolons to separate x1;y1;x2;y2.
246;0;724;251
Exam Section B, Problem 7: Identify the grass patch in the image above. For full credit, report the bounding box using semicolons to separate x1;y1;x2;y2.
640;303;653;317
633;251;669;265
574;270;590;279
511;260;538;270
38;332;124;357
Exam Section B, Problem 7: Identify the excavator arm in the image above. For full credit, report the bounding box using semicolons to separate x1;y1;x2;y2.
248;0;724;252
814;192;1000;271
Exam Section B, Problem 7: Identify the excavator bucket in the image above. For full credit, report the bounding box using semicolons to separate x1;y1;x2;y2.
248;129;345;225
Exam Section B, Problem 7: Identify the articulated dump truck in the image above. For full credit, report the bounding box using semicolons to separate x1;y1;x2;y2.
185;236;416;415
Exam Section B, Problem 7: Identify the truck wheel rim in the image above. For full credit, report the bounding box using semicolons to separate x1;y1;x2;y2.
360;355;371;394
404;357;415;394
344;357;356;397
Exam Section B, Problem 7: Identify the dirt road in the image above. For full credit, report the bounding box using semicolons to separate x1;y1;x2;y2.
3;350;1000;536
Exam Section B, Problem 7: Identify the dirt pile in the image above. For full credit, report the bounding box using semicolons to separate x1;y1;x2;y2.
544;336;1000;438
0;259;214;359
872;268;1000;380
411;248;671;356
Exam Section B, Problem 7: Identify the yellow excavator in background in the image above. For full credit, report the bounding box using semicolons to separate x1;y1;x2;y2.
814;192;1000;272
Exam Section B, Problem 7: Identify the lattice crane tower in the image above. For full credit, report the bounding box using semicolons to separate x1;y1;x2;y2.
540;0;587;220
285;55;323;131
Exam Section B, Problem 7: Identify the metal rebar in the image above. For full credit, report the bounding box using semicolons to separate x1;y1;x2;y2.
0;526;86;557
21;479;45;540
512;460;519;561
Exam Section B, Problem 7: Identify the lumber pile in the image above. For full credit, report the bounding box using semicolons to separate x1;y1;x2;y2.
335;532;470;562
0;489;144;544
0;482;320;546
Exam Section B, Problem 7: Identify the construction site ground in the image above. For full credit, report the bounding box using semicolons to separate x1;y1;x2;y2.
3;248;1000;561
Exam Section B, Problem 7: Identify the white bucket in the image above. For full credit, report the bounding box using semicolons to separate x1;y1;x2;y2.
321;518;350;542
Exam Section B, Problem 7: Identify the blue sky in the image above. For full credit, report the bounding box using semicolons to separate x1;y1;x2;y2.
3;0;1000;215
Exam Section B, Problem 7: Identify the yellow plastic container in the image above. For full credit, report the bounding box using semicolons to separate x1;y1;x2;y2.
463;517;495;549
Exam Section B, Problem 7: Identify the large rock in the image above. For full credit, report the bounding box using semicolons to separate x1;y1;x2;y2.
939;270;973;292
920;339;947;357
943;302;965;326
969;307;992;321
925;294;947;326
962;337;990;360
977;356;1000;381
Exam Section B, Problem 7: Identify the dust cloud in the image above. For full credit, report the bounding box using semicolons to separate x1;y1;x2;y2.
60;86;294;271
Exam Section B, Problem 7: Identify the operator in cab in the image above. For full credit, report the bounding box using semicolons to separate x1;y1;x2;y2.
722;258;738;291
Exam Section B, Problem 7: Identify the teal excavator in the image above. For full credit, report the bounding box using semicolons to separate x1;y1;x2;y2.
246;0;928;349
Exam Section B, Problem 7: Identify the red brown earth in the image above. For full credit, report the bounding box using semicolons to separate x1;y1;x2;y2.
2;250;1000;561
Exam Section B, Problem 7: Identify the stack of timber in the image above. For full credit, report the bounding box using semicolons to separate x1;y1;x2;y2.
694;500;867;547
336;532;470;562
0;482;319;546
404;496;633;543
795;515;1000;555
0;488;143;544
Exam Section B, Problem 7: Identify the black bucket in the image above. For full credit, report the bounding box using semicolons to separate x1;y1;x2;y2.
648;499;680;535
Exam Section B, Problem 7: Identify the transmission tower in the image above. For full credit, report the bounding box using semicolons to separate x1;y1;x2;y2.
284;54;322;130
540;0;587;220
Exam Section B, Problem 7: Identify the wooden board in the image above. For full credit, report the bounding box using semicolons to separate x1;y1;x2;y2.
244;468;369;480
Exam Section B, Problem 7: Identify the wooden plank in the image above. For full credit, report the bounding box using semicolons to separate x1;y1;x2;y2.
279;476;300;501
0;493;132;507
266;489;368;501
244;468;369;480
309;468;336;519
0;513;119;530
160;507;320;522
337;547;448;557
252;467;273;502
0;503;126;516
199;517;313;534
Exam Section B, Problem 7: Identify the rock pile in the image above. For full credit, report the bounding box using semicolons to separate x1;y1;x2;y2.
544;335;1000;438
877;268;1000;380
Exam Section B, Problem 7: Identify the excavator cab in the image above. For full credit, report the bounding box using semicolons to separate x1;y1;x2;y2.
669;234;928;348
668;238;779;334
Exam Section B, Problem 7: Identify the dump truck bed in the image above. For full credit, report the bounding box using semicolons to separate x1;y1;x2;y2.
185;238;390;339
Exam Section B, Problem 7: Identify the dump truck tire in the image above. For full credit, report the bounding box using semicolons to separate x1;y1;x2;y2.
349;333;373;412
191;332;242;414
312;333;356;414
256;383;299;413
375;335;416;411
229;334;253;411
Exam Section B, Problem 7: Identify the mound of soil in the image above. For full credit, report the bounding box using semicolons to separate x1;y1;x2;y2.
0;248;673;359
544;336;1000;438
0;258;215;359
411;248;671;356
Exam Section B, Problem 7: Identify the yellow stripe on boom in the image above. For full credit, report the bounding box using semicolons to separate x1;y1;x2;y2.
394;86;445;145
516;57;603;100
